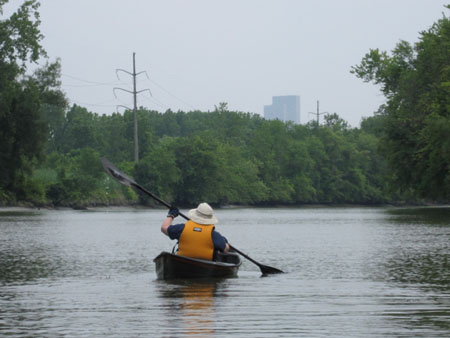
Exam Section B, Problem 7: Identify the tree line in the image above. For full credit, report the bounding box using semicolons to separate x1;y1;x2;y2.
0;103;411;207
0;1;448;207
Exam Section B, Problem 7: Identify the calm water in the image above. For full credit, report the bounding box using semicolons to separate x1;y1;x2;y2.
0;206;449;337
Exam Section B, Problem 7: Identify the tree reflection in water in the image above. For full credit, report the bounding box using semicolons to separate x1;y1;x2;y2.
378;207;450;333
384;207;450;287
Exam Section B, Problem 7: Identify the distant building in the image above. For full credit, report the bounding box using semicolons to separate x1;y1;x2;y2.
264;95;301;124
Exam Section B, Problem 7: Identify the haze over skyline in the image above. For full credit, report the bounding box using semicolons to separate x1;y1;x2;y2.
4;0;449;126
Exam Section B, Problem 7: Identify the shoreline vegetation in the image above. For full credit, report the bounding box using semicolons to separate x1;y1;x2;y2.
1;2;449;208
1;201;447;212
2;105;443;208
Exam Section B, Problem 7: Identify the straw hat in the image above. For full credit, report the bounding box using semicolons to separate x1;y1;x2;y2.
188;202;218;225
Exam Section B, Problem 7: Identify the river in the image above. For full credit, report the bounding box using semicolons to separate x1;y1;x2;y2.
0;206;449;337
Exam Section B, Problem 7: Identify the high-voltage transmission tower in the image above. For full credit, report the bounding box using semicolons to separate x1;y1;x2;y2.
308;100;327;126
114;52;151;163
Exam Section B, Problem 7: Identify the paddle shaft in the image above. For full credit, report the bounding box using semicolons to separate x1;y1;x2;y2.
228;245;262;267
132;183;189;220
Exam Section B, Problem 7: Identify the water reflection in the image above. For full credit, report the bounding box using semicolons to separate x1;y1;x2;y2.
387;206;450;226
382;207;450;288
0;251;61;284
0;235;63;285
156;279;227;337
0;210;41;218
384;250;450;286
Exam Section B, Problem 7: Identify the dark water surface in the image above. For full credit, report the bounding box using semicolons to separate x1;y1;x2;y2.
0;206;449;337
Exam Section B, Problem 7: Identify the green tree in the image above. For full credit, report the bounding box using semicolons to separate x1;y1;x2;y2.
45;148;104;206
249;119;294;203
0;0;62;200
97;112;132;162
58;105;100;153
214;143;268;204
352;6;450;201
283;138;316;202
135;136;181;204
173;133;224;205
36;59;69;152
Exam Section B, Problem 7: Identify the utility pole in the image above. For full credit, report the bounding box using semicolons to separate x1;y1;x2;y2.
308;100;327;126
113;52;151;163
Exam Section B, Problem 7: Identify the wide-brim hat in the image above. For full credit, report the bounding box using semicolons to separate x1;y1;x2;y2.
188;202;218;225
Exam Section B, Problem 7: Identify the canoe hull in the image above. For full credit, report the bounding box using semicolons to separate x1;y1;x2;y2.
153;251;241;280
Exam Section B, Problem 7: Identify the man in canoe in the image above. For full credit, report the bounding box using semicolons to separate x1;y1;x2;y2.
161;202;230;261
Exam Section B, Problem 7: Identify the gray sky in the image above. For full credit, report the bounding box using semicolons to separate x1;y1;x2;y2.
4;0;450;126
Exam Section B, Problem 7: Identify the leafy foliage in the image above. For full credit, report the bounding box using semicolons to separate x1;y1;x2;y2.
0;1;67;202
352;5;450;201
29;107;396;206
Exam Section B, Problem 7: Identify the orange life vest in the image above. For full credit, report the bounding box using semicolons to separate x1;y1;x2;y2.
177;220;214;260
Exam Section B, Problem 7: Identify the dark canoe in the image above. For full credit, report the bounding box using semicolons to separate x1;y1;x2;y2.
153;251;242;280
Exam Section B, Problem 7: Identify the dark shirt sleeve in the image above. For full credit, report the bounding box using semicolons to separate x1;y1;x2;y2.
212;230;228;252
167;223;185;240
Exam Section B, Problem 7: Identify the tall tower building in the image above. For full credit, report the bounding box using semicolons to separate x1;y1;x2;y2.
264;95;301;124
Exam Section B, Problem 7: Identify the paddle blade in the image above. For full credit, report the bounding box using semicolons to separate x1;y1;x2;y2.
260;264;284;275
101;157;136;187
229;244;284;275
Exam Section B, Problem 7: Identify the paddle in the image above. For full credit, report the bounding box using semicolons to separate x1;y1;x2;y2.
101;157;283;275
227;245;283;275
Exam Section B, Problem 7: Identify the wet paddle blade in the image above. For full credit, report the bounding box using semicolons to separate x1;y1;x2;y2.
229;244;284;275
101;157;136;187
260;264;284;275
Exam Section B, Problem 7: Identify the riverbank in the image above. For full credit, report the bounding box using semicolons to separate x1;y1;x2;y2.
1;200;447;212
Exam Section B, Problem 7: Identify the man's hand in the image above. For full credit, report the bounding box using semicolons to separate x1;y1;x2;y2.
167;207;179;219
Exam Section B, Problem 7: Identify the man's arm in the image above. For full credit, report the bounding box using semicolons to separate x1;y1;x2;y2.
224;242;230;253
161;207;179;236
161;216;174;236
212;231;230;253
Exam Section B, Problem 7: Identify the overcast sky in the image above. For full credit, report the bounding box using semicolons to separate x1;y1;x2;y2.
4;0;449;126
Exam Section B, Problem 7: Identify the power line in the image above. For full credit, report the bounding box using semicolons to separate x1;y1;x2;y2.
147;78;196;111
62;73;124;86
61;71;197;115
70;99;116;108
140;93;168;110
63;83;119;88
